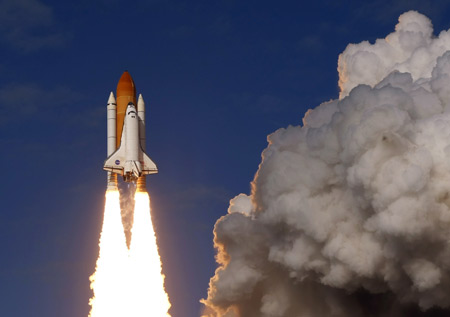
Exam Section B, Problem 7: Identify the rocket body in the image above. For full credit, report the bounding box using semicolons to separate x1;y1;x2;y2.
104;71;157;191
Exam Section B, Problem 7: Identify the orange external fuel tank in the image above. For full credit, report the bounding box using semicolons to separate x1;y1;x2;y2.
116;71;137;148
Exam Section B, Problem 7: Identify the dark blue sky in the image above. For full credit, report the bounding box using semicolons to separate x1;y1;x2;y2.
2;1;450;316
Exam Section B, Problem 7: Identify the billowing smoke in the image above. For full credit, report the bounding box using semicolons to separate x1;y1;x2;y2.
202;11;450;316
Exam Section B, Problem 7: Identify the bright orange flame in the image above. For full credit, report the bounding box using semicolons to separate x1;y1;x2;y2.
89;190;129;317
128;192;171;316
89;190;171;317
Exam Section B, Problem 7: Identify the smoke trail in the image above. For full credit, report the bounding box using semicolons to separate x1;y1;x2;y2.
203;11;450;316
89;190;129;317
119;182;136;247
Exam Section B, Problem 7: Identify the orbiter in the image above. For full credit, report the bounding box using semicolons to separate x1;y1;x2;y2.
104;71;157;191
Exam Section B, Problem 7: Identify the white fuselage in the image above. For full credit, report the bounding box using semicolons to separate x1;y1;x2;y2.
123;104;142;180
125;105;139;161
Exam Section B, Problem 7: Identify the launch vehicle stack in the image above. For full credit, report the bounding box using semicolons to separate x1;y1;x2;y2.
104;71;158;192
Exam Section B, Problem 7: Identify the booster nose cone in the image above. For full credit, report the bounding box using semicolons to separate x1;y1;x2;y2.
107;91;116;105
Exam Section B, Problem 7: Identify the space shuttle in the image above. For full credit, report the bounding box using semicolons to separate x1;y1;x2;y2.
103;71;157;192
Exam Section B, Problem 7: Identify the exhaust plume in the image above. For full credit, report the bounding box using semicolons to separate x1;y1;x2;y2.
203;11;450;316
89;191;129;317
128;192;171;316
89;190;171;317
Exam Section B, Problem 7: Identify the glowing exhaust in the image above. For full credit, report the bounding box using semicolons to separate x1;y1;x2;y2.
89;190;129;317
128;192;171;316
89;190;171;316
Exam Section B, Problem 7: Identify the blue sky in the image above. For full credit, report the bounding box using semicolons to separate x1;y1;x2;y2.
2;1;450;316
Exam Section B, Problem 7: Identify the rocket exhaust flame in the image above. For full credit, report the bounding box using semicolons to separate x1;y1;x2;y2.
89;191;129;317
89;190;171;317
129;192;171;316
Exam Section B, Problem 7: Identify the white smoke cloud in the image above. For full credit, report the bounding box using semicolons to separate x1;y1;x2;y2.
203;11;450;316
227;194;253;215
338;11;450;98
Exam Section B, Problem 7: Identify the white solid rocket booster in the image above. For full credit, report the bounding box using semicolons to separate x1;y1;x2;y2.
106;92;118;190
137;94;146;151
136;94;147;191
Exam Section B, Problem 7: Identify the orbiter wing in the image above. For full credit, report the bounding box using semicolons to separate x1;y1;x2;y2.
104;145;126;173
141;151;158;174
